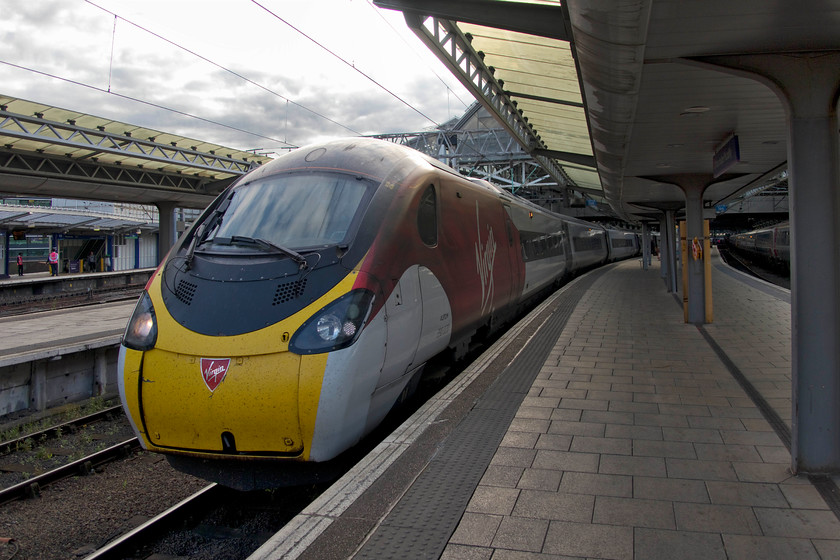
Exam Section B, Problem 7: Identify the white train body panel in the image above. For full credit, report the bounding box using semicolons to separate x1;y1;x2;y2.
310;265;452;461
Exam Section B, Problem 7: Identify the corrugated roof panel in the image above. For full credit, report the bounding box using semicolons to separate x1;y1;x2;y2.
29;214;95;225
16;212;52;223
88;218;129;228
458;22;600;193
563;167;602;193
516;100;591;154
0;95;270;179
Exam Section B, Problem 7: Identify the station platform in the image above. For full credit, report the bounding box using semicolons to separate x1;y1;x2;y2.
251;252;840;560
0;299;135;366
0;267;153;307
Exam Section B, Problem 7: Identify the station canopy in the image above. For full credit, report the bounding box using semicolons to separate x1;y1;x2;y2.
0;95;269;180
0;203;158;236
457;23;599;194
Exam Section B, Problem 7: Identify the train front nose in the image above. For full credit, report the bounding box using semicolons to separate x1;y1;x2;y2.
138;349;308;456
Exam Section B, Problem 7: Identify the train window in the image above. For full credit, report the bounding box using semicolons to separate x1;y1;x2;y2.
417;184;438;247
203;172;374;252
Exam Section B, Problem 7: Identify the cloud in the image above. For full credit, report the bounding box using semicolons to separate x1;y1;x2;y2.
0;0;472;156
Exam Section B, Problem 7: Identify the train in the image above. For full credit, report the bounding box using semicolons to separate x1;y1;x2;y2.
118;137;640;489
729;221;790;271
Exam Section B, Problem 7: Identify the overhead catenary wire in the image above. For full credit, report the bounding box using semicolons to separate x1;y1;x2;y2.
250;0;441;128
5;2;486;161
84;0;362;139
364;0;471;112
0;60;293;147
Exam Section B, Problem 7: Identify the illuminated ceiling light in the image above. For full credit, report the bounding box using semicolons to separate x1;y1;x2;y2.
680;106;710;117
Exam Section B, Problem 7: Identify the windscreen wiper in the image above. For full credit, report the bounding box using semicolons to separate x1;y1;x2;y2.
228;235;309;268
184;223;205;270
184;195;233;270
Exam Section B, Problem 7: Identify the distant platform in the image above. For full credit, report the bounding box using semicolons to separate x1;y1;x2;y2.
0;268;154;305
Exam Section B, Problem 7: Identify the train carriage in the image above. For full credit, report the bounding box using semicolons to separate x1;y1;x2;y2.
119;138;630;488
730;222;790;271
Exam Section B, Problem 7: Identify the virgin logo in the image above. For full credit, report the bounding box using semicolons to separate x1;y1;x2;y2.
474;203;496;314
200;358;230;392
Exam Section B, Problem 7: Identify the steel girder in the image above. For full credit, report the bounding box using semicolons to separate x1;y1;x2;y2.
0;110;260;176
0;147;208;189
372;128;564;202
400;15;576;194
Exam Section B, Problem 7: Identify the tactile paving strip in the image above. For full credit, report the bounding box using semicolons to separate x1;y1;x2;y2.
354;269;608;559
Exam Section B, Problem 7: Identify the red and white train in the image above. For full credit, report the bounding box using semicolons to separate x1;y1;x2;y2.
730;222;790;271
119;138;638;488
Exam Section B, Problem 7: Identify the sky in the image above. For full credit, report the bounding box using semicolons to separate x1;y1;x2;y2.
0;0;474;156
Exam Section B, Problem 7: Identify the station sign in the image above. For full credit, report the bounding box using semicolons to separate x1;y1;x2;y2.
713;134;740;177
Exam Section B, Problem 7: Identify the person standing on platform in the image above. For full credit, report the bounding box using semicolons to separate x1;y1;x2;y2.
87;251;96;273
48;249;59;276
16;253;23;276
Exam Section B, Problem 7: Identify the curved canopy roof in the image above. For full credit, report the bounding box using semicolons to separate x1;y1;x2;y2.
374;0;838;222
0;95;268;177
0;95;271;208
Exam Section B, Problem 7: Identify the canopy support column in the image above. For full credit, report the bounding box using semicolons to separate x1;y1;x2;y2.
678;177;709;325
155;202;178;265
662;210;678;294
693;52;840;474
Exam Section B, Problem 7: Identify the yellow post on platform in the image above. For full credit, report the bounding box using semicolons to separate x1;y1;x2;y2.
680;221;688;322
680;220;714;323
704;220;713;323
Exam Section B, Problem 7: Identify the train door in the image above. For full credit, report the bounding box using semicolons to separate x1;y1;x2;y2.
502;204;524;302
378;180;440;391
561;222;574;273
381;267;423;389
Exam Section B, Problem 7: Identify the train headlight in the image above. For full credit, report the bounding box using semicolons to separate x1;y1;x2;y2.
123;291;158;351
315;315;343;341
290;289;374;354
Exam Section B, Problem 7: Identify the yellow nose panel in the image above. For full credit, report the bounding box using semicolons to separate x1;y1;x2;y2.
140;349;303;454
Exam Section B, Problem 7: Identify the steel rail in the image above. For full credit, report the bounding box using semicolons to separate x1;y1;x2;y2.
0;405;125;456
0;438;139;505
83;483;224;560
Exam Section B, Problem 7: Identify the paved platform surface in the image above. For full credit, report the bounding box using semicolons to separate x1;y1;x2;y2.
0;300;134;366
253;253;840;560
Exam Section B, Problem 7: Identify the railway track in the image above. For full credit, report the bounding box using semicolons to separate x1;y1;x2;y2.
0;405;137;503
0;438;140;505
73;354;465;559
0;404;125;457
85;481;331;559
718;246;790;289
0;285;142;317
85;482;223;560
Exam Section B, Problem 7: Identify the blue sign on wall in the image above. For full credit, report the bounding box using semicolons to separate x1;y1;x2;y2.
713;135;740;177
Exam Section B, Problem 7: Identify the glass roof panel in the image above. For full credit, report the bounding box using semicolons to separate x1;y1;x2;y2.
564;167;602;193
458;22;600;194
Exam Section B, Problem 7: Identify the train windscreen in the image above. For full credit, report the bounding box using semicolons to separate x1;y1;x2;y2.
204;172;375;251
